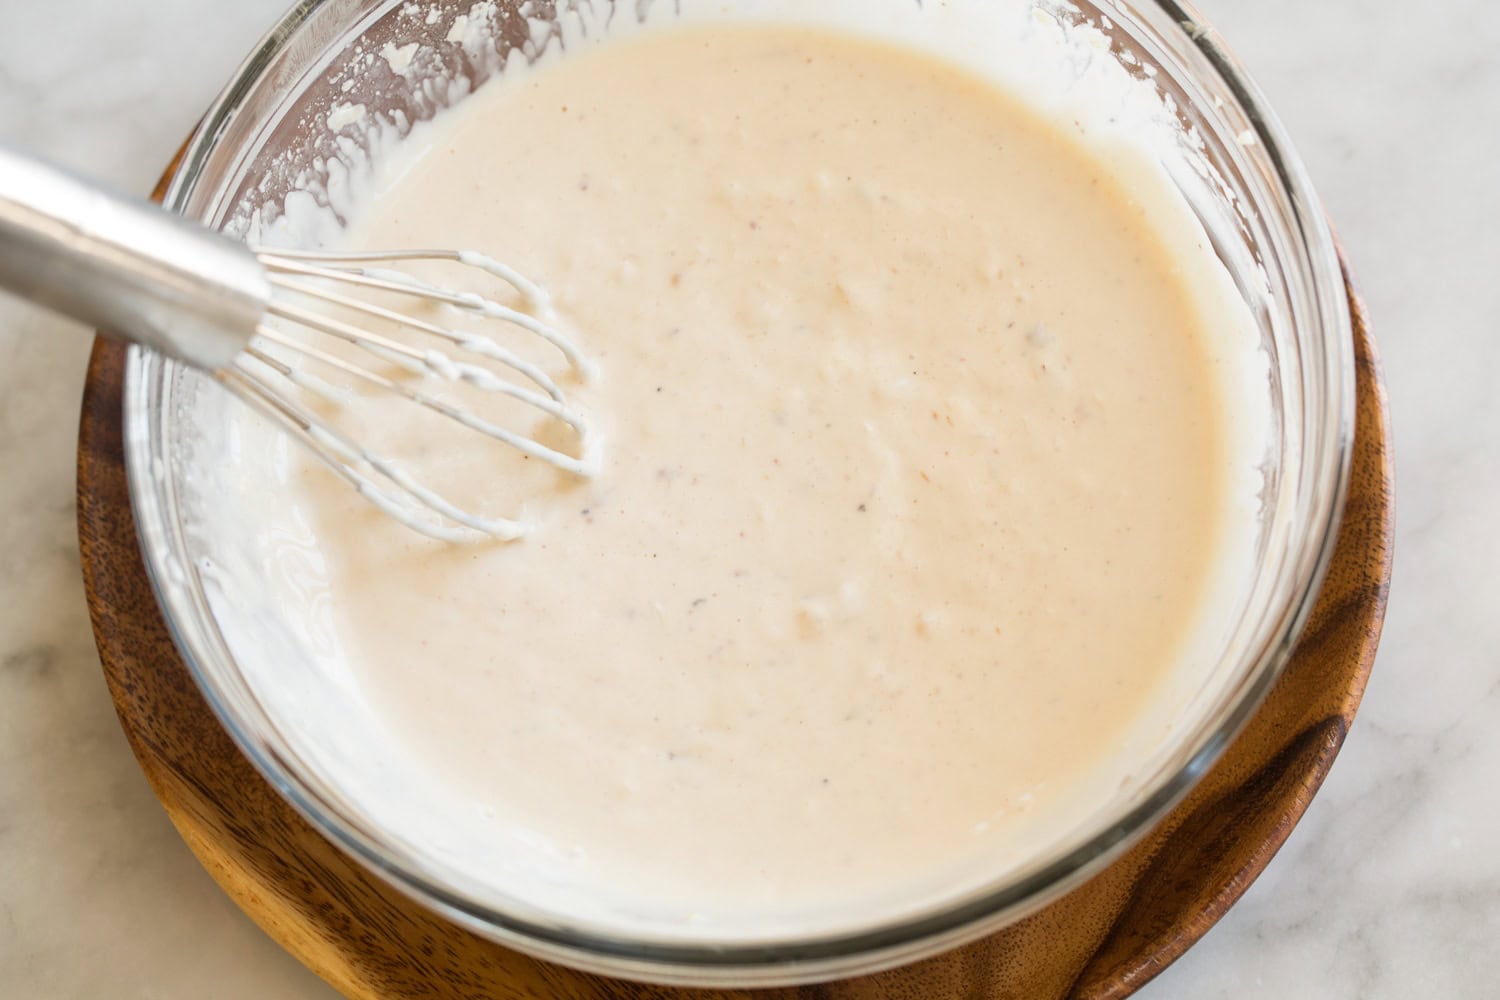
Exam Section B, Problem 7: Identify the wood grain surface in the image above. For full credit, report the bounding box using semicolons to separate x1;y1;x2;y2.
76;160;1393;999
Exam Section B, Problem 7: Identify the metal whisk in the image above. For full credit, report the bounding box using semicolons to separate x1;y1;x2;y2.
0;145;594;542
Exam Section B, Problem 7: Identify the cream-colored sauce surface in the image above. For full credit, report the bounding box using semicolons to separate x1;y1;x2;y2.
289;25;1232;920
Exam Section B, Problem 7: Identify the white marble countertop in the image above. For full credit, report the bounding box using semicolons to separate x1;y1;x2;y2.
1;1;1495;996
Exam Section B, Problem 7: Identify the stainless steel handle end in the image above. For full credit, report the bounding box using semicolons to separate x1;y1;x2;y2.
0;144;269;371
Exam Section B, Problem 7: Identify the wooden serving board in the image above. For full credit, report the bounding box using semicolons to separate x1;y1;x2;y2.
76;158;1393;1000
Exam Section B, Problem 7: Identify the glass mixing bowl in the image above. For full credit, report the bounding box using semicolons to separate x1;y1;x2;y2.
123;0;1353;985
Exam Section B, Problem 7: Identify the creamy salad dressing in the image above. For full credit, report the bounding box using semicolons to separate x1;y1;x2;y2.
247;21;1244;920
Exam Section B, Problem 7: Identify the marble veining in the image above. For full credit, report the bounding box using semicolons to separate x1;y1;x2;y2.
1;1;1496;996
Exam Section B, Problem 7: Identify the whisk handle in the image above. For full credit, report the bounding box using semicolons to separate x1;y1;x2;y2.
0;143;267;371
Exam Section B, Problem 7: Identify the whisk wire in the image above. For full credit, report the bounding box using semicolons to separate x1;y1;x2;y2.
246;328;591;473
233;246;595;541
264;273;565;401
258;247;551;311
260;251;591;375
219;364;526;543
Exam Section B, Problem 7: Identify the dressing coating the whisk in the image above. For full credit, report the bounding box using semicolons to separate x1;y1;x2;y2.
0;145;595;542
229;248;596;541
